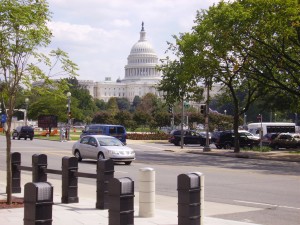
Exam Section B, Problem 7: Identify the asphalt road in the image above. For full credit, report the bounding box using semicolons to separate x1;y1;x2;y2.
0;136;299;225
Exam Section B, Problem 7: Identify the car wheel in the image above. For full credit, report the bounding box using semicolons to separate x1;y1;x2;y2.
30;137;33;140
98;152;105;160
12;136;15;140
216;145;222;149
18;136;21;140
224;143;232;149
74;150;82;162
125;161;132;165
25;137;27;140
174;141;180;146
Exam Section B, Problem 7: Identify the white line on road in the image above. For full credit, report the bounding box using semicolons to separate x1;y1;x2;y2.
234;200;300;210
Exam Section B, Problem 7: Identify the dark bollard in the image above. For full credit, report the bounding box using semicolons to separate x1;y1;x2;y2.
108;177;134;225
177;172;203;225
24;182;53;225
32;154;47;182
96;159;115;209
61;157;79;203
11;152;21;193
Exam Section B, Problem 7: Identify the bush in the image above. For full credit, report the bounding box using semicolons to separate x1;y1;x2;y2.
242;146;272;152
127;132;169;140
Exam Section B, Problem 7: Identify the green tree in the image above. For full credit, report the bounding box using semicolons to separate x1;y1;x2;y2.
95;98;106;110
116;98;130;111
153;111;170;129
236;0;300;98
175;1;267;152
133;110;152;129
0;0;78;204
67;78;97;121
114;110;132;128
137;93;158;115
92;111;115;124
106;97;119;117
131;95;141;112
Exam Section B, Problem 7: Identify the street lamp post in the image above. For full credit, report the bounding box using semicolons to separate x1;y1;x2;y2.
25;98;29;126
67;92;71;141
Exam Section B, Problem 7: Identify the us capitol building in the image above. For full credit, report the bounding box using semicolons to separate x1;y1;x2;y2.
79;23;163;103
79;23;221;103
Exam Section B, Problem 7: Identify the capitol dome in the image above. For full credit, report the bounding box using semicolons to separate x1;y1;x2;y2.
123;22;161;82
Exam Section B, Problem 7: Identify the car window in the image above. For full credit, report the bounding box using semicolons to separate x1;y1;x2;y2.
116;126;125;134
109;127;117;134
88;137;97;146
96;137;123;146
80;136;89;144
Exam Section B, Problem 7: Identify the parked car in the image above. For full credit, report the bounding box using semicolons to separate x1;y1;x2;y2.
211;131;223;144
168;129;208;146
269;133;300;149
72;135;135;165
214;130;260;149
12;126;34;140
261;133;279;146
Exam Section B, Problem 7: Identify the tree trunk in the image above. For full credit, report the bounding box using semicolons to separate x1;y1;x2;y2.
5;128;12;205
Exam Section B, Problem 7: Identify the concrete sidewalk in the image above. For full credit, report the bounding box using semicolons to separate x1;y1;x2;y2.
0;171;262;225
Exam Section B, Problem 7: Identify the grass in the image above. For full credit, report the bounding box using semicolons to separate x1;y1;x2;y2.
33;131;81;141
288;150;300;154
241;146;272;152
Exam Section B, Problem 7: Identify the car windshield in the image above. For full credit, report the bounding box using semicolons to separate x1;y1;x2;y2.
96;137;123;146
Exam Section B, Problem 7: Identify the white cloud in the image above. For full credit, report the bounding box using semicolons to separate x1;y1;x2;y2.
44;0;221;81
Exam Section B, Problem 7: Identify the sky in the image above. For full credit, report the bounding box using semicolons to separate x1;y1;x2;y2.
46;0;221;82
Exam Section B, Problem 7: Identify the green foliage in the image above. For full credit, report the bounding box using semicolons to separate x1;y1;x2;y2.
0;0;78;204
92;111;116;124
106;97;119;116
116;98;130;111
242;146;272;153
127;132;170;140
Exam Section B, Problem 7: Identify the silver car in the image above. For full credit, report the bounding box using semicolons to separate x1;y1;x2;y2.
72;135;135;165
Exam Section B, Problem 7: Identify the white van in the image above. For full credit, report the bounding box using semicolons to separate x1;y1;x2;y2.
247;122;296;136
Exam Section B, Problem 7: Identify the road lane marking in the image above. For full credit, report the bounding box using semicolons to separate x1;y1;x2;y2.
131;144;165;150
234;200;300;210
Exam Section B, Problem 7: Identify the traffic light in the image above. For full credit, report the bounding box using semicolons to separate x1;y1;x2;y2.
168;105;173;113
68;111;72;118
200;104;206;114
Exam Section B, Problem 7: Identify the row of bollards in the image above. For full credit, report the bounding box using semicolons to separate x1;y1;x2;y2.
16;153;204;225
23;171;203;225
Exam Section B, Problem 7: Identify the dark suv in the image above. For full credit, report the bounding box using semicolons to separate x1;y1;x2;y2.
168;129;208;146
214;130;260;149
12;126;34;140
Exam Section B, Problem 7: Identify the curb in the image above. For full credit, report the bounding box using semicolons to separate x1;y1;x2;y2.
187;150;300;162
